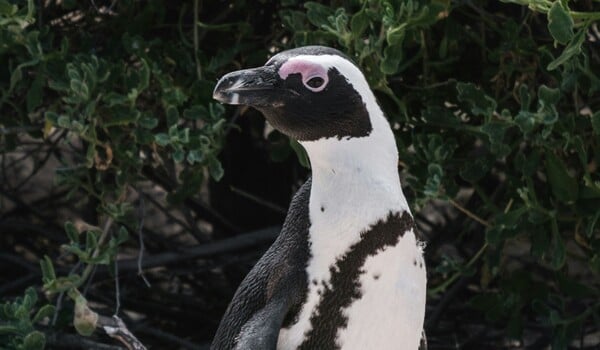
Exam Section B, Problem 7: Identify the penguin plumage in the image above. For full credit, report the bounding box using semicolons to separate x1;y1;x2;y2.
212;46;427;350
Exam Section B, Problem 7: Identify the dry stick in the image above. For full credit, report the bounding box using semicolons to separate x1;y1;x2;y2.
136;193;151;287
79;218;147;349
52;261;82;326
448;199;491;228
116;225;280;271
114;258;121;315
193;0;202;80
98;315;147;350
230;186;287;214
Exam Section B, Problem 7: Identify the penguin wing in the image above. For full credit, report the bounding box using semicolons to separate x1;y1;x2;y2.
211;179;311;350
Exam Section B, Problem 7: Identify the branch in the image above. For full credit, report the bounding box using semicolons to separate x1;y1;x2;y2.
117;225;280;271
98;315;147;350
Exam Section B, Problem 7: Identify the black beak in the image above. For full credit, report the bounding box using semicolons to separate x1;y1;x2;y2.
213;65;279;106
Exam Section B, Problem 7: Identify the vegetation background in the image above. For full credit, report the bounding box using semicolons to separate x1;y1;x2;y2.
1;0;599;349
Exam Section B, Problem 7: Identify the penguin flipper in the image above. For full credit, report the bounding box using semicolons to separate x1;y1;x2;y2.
211;179;311;350
233;290;292;350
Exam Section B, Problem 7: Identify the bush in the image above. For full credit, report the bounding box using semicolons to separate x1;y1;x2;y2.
1;0;599;349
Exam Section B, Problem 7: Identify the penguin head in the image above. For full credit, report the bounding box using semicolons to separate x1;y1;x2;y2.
213;46;375;142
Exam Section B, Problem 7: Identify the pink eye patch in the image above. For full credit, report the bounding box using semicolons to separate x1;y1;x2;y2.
278;59;329;92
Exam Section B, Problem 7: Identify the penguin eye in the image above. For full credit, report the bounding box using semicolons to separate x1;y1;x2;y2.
306;77;324;88
303;75;327;92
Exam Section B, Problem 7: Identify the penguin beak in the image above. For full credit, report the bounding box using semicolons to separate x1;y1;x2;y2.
213;66;280;107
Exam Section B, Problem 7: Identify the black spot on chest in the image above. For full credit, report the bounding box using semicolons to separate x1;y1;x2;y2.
299;211;416;349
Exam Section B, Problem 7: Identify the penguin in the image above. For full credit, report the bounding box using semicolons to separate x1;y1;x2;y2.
211;46;427;350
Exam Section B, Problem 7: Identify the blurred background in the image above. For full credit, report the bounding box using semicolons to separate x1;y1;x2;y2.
1;0;599;349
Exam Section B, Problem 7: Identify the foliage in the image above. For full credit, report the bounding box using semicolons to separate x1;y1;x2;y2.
1;0;599;349
0;287;53;350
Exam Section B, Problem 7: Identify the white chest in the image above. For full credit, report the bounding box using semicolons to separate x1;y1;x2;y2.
277;167;427;349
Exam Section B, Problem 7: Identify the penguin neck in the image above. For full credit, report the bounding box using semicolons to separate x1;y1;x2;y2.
299;112;410;216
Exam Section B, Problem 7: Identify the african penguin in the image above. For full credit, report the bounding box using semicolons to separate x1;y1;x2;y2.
211;46;427;350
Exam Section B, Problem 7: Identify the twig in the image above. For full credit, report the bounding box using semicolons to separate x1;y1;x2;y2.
53;262;82;326
230;186;287;214
80;217;114;284
428;242;488;296
114;258;121;315
98;315;147;350
448;199;491;227
136;193;151;287
0;125;42;135
116;226;280;271
193;0;202;80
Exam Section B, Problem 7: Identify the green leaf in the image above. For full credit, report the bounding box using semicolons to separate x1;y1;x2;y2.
550;218;566;269
547;28;585;71
116;226;129;245
166;105;179;126
73;295;97;337
105;92;129;107
137;58;150;92
0;0;18;15
10;67;23;91
304;2;334;28
64;221;79;243
187;149;204;164
350;8;369;37
40;255;56;283
32;304;56;323
591;111;600;135
538;85;560;108
381;44;403;75
209;103;225;120
481;122;510;156
138;115;158;129
85;230;98;251
586;211;600;238
154;133;170;146
545;152;578;204
547;2;574;45
518;84;531;111
26;75;44;112
172;148;185;163
208;156;224;181
70;79;89;101
45;111;59;125
515;111;536;134
457;82;496;118
459;156;492;182
514;150;540;177
57;115;70;128
537;85;560;125
22;331;45;350
386;25;406;46
183;105;207;120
